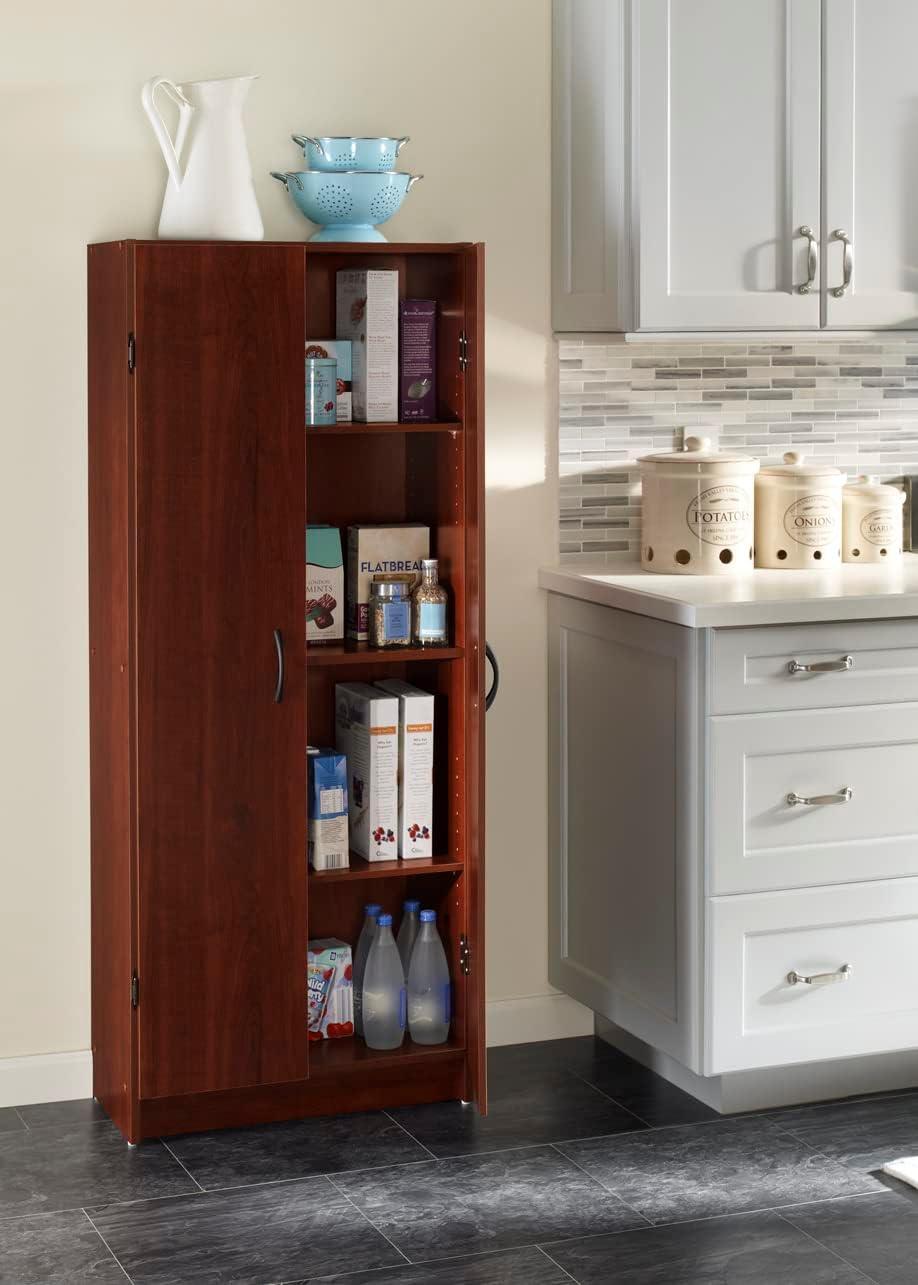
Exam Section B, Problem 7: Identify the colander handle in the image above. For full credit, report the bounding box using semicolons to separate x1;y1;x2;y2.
270;171;302;191
291;134;326;159
406;174;424;190
395;136;410;155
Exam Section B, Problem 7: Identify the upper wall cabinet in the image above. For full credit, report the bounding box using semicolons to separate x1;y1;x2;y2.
553;0;918;332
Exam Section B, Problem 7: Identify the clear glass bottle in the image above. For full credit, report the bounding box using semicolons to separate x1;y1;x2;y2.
368;580;412;649
411;559;449;647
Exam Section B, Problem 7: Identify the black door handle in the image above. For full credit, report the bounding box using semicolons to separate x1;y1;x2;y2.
485;642;499;712
273;629;284;703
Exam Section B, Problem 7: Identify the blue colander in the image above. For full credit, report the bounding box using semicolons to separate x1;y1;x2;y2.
290;135;409;172
270;169;422;242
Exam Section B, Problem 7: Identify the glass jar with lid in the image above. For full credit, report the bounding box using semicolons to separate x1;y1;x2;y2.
368;580;412;649
411;559;449;646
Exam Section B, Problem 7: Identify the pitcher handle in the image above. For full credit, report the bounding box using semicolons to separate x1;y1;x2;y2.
141;77;192;189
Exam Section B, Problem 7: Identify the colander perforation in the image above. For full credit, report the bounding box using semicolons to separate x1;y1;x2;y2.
369;187;402;220
316;183;354;218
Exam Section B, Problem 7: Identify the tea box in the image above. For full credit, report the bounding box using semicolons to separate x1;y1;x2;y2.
336;269;399;422
305;339;352;422
399;299;437;422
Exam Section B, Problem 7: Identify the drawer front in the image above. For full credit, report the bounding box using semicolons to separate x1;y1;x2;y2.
711;619;918;714
707;879;918;1074
709;703;918;894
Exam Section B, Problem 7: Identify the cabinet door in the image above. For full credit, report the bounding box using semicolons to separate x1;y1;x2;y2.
134;244;306;1100
824;0;918;327
637;0;821;329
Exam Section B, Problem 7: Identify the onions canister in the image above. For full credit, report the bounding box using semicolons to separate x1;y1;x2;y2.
306;357;337;426
755;451;843;569
842;475;905;563
640;435;758;575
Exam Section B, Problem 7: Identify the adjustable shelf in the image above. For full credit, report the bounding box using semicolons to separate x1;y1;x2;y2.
309;854;464;884
306;641;464;667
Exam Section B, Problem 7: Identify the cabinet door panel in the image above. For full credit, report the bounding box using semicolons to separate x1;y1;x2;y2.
824;0;918;327
134;244;306;1099
637;0;821;329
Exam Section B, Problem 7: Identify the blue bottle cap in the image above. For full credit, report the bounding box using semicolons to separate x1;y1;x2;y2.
403;900;421;912
420;909;437;922
377;913;393;927
365;903;382;916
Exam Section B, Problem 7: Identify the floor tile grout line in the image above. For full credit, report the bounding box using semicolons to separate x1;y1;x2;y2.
325;1172;413;1268
548;1142;654;1228
12;1107;30;1131
535;1243;581;1283
81;1208;136;1284
566;1068;653;1129
775;1209;880;1284
381;1109;439;1162
159;1138;207;1193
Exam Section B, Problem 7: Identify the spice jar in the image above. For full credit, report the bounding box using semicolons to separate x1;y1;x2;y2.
368;580;412;649
842;476;906;563
306;357;337;426
412;559;449;647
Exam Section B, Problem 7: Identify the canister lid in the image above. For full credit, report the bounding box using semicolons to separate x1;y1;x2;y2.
371;579;410;600
640;434;759;475
758;450;844;480
842;474;906;504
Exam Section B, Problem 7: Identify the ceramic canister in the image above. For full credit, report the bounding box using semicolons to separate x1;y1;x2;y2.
755;451;844;568
640;435;759;575
842;475;906;563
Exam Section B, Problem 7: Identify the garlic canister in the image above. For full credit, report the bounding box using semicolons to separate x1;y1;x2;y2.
640;435;758;575
842;475;905;563
754;451;843;568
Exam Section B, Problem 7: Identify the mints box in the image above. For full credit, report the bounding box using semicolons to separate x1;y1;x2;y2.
375;680;434;859
399;300;437;422
346;524;429;641
335;682;399;861
307;938;353;1040
336;269;399;422
307;746;349;871
305;340;352;422
306;525;344;642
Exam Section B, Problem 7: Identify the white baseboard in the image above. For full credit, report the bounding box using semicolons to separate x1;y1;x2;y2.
486;992;593;1047
0;1050;93;1109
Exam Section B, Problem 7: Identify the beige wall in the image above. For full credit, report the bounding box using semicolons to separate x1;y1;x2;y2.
0;0;588;1069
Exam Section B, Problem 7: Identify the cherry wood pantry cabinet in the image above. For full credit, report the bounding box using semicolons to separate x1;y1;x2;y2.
88;240;485;1144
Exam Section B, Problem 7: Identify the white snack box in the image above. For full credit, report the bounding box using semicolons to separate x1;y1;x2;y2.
336;269;399;422
335;682;399;861
375;679;434;859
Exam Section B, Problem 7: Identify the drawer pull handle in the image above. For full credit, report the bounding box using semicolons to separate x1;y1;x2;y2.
786;787;853;807
786;655;854;675
787;963;852;987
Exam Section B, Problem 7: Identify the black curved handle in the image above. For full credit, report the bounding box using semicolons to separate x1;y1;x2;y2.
273;629;284;703
485;642;499;712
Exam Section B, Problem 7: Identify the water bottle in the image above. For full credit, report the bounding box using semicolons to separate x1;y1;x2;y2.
353;903;381;1038
362;914;406;1050
397;900;421;974
407;909;451;1045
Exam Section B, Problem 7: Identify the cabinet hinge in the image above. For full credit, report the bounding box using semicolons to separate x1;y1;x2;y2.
459;934;471;976
458;331;469;373
127;333;136;374
130;973;139;1008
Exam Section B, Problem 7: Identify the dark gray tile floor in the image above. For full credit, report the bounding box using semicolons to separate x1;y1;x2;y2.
6;1037;918;1282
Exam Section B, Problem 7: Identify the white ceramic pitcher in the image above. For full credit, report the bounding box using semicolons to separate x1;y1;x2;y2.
141;75;264;240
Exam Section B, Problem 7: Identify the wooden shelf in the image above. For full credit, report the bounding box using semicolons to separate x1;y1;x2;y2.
307;641;463;667
307;421;461;436
309;854;463;883
309;1034;465;1078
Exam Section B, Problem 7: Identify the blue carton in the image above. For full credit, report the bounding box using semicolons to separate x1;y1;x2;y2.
307;747;349;870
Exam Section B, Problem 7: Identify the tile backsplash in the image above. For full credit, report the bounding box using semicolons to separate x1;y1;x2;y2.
558;335;918;563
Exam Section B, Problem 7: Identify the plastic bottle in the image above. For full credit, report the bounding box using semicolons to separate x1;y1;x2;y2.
397;900;421;974
353;903;381;1038
407;909;451;1045
362;914;406;1050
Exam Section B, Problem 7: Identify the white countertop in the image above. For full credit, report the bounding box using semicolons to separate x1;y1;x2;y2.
539;556;918;628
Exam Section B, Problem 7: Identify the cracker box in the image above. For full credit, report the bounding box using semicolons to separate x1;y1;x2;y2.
307;746;349;871
305;339;352;422
399;300;437;422
335;683;399;861
307;938;354;1040
306;525;344;642
336;269;399;422
346;524;429;641
375;680;434;859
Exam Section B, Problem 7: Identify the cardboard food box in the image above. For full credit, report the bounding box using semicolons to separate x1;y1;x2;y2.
306;525;344;642
375;680;434;859
307;938;354;1040
305;339;352;422
307;746;349;871
335;682;399;861
399;300;437;422
346;524;429;641
336;269;399;422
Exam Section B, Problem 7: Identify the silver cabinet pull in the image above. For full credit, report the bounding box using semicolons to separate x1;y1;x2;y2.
787;963;852;987
786;786;852;807
831;229;853;298
786;655;854;675
797;225;818;294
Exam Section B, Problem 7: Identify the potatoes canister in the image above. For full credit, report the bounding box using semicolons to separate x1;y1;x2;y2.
842;475;905;563
754;451;843;569
640;435;758;575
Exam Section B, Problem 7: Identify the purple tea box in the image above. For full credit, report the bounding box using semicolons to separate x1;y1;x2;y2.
399;299;437;422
